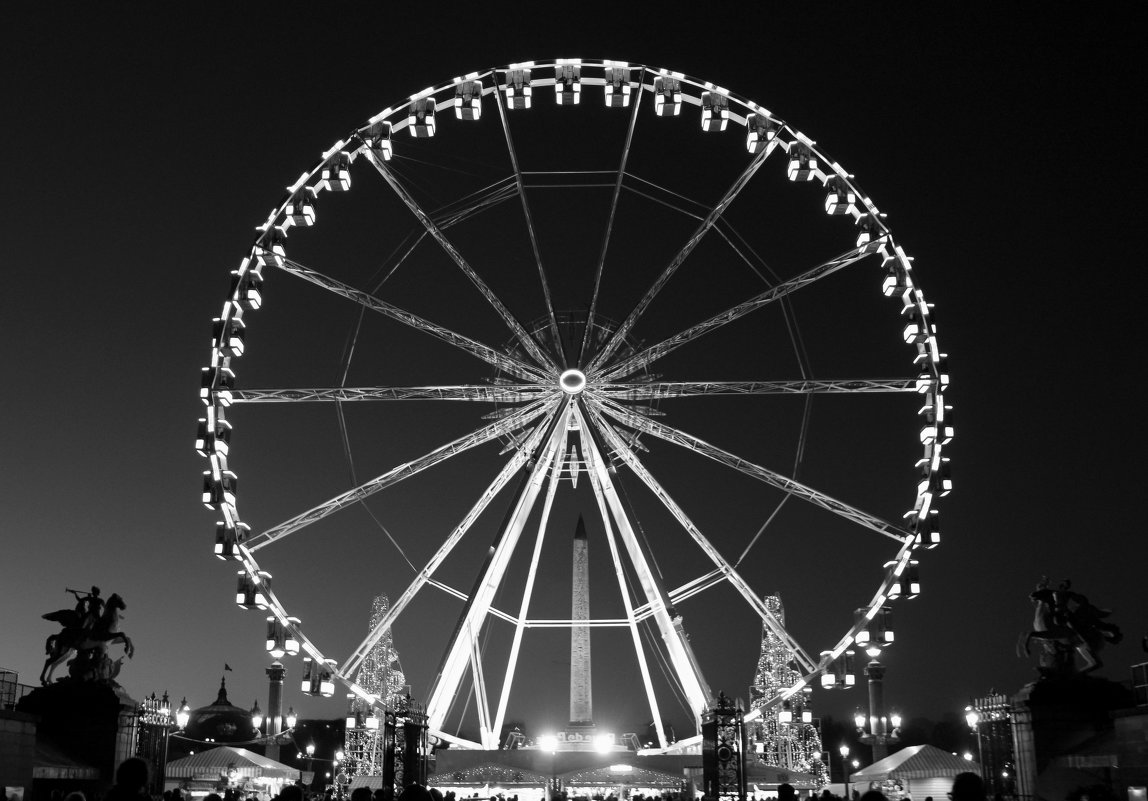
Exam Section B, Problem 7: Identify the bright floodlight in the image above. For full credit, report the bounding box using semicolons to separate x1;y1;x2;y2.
560;369;586;394
538;735;558;753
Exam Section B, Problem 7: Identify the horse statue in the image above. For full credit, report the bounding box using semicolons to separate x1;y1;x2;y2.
40;588;135;685
1018;577;1122;676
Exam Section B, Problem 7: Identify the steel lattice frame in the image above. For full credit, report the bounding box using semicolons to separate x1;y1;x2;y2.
198;59;951;754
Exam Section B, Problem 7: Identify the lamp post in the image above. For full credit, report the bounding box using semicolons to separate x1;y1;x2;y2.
965;696;1015;799
965;705;983;779
158;697;191;790
854;660;902;762
251;700;263;735
839;744;851;801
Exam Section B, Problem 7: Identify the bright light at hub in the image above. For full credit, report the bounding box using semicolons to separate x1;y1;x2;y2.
560;369;586;394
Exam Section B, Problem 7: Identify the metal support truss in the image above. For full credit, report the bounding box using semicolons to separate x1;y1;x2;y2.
248;396;554;551
588;139;778;374
575;402;714;726
494;78;563;361
276;255;550;384
425;398;573;733
584;400;817;673
361;148;559;375
490;438;563;747
230;385;552;403
576;403;670;749
595;398;911;543
338;399;562;680
596;241;882;382
579;78;645;366
593;378;917;400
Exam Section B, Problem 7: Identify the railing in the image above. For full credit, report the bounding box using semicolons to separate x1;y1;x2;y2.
0;669;35;710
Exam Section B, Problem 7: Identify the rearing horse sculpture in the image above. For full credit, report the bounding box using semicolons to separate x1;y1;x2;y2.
41;592;134;684
1019;578;1121;674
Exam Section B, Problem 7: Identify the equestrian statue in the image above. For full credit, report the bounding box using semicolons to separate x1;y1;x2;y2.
40;586;135;685
1019;576;1122;677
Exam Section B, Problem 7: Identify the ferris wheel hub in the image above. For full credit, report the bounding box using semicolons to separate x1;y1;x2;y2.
559;369;587;394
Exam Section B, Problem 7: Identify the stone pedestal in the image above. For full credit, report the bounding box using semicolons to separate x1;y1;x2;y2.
17;680;138;786
1011;676;1134;801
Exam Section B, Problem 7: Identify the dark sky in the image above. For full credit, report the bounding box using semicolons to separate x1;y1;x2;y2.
2;4;1144;747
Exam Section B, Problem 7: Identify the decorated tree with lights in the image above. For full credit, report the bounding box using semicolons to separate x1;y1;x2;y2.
748;595;829;785
344;594;407;776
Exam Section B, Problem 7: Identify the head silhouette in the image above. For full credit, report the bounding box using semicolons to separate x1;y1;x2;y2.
951;773;985;801
115;757;149;791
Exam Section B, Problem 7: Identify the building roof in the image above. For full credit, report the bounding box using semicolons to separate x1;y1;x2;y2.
184;677;257;744
849;744;980;781
165;745;301;780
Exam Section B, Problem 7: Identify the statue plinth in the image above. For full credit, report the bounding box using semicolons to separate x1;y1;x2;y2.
1010;675;1133;800
17;679;139;785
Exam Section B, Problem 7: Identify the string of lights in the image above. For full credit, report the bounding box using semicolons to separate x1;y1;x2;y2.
748;596;829;785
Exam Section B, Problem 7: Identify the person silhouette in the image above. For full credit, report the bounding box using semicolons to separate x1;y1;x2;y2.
950;773;985;801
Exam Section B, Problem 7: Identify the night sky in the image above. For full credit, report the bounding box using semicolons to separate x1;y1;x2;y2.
2;4;1144;749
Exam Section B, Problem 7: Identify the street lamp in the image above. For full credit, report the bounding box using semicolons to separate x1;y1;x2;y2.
147;695;190;790
965;703;985;787
855;660;902;762
839;744;851;801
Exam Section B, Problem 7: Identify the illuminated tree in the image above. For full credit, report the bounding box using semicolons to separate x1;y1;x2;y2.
345;594;406;776
749;595;829;785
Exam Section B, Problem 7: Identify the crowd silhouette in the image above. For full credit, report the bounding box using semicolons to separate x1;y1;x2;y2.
46;760;995;801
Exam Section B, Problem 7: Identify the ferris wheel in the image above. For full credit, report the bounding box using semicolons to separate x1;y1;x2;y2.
198;59;952;753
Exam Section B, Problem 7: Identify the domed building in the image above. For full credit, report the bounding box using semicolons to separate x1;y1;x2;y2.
182;677;259;746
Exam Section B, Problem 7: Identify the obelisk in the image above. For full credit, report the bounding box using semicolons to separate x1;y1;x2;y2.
570;515;593;726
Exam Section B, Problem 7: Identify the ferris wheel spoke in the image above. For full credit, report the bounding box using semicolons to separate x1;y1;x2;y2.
595;240;885;382
593;397;911;543
578;413;671;749
587;141;777;374
579;85;645;366
594;378;918;400
572;401;713;721
494;85;563;364
230;384;549;403
490;434;563;746
361;147;559;375
427;399;574;733
584;401;818;673
339;400;563;680
275;254;549;384
430;175;519;229
622;173;708;222
247;396;556;552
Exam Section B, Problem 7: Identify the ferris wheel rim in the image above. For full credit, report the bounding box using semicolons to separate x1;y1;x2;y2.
198;57;950;752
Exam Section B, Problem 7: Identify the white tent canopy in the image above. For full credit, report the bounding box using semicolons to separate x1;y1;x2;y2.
166;746;301;781
850;745;979;782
